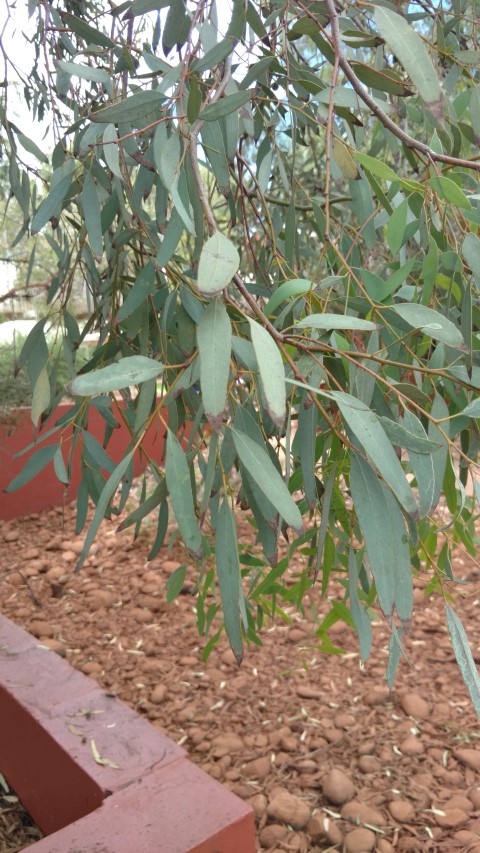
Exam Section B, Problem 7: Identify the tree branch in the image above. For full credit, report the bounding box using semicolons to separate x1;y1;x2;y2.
322;0;480;174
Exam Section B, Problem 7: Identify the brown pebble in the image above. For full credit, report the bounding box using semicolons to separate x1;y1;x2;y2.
344;827;376;852
400;734;424;755
434;808;468;828
267;790;311;830
470;787;480;809
358;755;382;773
322;768;356;805
211;734;244;757
307;815;343;846
377;840;395;853
38;638;66;657
454;748;480;771
341;799;385;826
150;684;167;704
242;756;271;780
296;684;322;700
246;794;267;819
29;620;55;639
4;529;19;542
443;794;473;813
259;824;287;847
388;799;415;822
364;685;390;705
61;550;77;562
81;660;102;675
399;691;430;719
23;547;40;559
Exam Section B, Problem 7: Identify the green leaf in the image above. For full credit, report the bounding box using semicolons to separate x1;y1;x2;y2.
76;452;134;572
56;60;113;96
31;161;75;234
62;12;115;48
427;176;472;210
124;0;172;18
391;302;466;349
387;199;409;255
67;356;164;396
249;319;286;427
166;565;187;603
333;138;359;180
5;445;59;493
81;171;103;262
156;130;180;191
191;39;233;76
53;447;69;485
332;391;418;519
200;121;231;194
296;314;378;332
165;430;203;559
446;606;480;717
90;91;166;124
103;124;123;179
348;549;372;663
31;366;51;427
350;452;413;625
379;416;441;454
231;427;303;533
403;409;436;518
297;397;318;509
462;233;480;280
200;90;252;121
354;152;423;192
117;262;156;321
374;7;441;108
82;431;116;473
197;299;232;430
14;130;49;164
197;232;240;296
459;399;480;418
265;278;314;315
216;498;244;665
428;393;449;513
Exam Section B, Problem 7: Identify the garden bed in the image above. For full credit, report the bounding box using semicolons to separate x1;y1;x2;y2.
1;503;480;851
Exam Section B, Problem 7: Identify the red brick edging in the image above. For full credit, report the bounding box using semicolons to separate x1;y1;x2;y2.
0;615;255;852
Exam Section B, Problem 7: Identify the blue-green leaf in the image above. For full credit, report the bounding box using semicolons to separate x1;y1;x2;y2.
197;232;240;296
446;606;480;717
67;356;163;396
216;498;244;664
249;319;286;427
165;430;203;559
5;445;59;493
197;299;232;430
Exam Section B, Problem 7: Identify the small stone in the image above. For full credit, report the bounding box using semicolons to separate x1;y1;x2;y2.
399;692;430;719
150;684;167;704
335;713;355;729
38;638;66;657
81;660;102;675
246;794;268;819
364;685;390;705
400;734;424;755
434;808;468;828
267;790;311;830
29;620;55;639
377;840;395;853
296;685;322;700
23;547;40;559
469;787;480;809
242;756;271;780
344;827;376;852
307;815;343;845
322;768;356;805
358;755;381;773
388;800;415;823
259;824;287;847
61;550;77;562
4;529;19;542
454;748;480;771
341;800;385;827
443;794;473;813
211;734;244;757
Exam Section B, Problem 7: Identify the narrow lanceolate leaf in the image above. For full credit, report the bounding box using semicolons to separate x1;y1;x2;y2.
403;409;436;518
53;447;69;486
117;262;156;322
428;393;449;513
197;299;232;430
90;91;166;124
103;124;123;180
350;452;413;625
379;416;441;454
31;161;74;234
197;232;240;296
392;303;466;350
31;366;51;427
5;445;59;493
348;549;372;663
446;606;480;718
332;391;418;519
460;399;480;418
76;452;134;573
297;398;318;509
200;90;252;121
67;356;164;396
216;499;244;665
231;428;303;533
265;279;313;315
55;60;113;96
249;319;286;427
374;7;441;112
156;131;180;191
462;233;480;280
296;314;378;332
81;171;103;261
333;138;359;180
165;430;203;559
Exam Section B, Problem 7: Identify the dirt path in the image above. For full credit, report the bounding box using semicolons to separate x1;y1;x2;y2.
1;502;480;852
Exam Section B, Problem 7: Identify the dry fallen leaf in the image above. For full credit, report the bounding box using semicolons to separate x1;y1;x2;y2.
90;738;120;770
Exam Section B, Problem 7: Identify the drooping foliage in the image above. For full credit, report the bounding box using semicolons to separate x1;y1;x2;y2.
2;0;480;707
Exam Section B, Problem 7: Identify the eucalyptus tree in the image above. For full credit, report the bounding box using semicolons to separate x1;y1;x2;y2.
2;0;480;706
